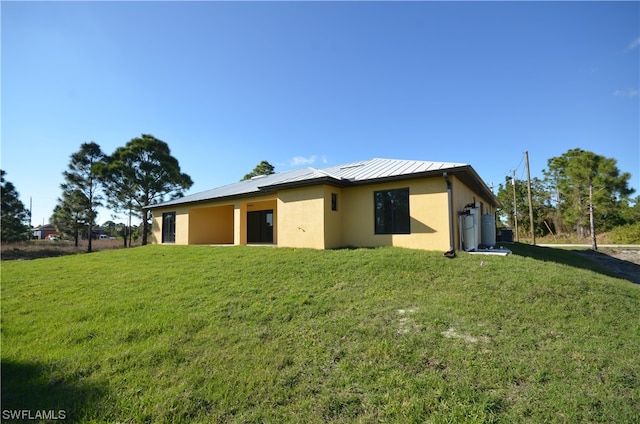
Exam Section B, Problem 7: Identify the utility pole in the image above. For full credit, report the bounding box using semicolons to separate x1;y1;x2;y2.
589;184;597;251
28;196;33;240
525;151;535;245
512;170;519;242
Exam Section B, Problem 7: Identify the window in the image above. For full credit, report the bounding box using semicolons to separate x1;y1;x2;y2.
374;188;410;234
162;212;176;243
331;193;338;211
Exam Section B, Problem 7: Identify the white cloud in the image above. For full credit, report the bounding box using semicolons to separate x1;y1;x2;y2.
613;89;639;98
291;155;317;166
628;37;640;51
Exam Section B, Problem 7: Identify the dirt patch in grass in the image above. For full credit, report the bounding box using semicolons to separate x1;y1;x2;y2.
441;327;490;344
575;249;640;284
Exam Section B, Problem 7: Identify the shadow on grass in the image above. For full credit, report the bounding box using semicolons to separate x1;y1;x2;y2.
509;243;640;285
1;359;107;423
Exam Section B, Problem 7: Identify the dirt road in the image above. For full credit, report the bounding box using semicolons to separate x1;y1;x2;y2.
575;248;640;284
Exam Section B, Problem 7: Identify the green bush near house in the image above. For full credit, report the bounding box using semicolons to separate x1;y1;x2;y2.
2;245;639;423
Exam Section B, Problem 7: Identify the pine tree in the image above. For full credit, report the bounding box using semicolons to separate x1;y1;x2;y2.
59;142;106;252
52;189;87;247
242;161;275;180
1;170;30;242
103;134;192;245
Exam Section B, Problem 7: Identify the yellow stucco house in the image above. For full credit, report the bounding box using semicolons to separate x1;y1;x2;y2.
147;158;500;252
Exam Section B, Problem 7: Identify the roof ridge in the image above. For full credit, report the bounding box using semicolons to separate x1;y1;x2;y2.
370;157;467;165
310;167;342;180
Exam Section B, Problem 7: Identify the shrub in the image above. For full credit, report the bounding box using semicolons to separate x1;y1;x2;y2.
608;222;640;244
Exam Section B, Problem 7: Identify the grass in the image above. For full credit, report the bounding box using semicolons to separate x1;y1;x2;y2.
2;244;639;423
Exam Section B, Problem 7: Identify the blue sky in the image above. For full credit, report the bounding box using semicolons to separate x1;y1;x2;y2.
2;1;638;226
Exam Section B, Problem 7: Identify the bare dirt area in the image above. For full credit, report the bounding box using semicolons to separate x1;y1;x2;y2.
575;248;640;284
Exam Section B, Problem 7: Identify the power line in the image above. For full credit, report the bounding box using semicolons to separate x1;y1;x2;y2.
519;164;527;182
514;153;525;175
504;152;526;185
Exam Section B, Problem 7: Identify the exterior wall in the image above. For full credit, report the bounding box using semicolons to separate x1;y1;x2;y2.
149;205;190;245
150;195;276;246
32;226;57;240
150;212;162;244
324;187;343;249
451;176;495;216
341;178;450;250
451;176;496;250
188;205;234;244
175;207;190;245
149;174;496;252
277;185;326;249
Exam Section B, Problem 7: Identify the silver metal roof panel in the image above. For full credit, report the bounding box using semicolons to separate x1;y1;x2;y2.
150;158;498;209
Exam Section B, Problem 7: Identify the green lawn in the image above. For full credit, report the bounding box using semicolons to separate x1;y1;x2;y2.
2;244;639;423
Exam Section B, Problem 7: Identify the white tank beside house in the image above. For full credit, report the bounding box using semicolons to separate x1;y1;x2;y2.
481;213;496;247
463;207;480;251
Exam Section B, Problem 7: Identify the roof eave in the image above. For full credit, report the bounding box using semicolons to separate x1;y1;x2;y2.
145;177;347;210
448;166;501;208
144;190;261;210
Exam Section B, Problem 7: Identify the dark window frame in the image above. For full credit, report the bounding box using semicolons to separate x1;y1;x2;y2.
162;211;176;243
331;193;338;211
374;188;410;235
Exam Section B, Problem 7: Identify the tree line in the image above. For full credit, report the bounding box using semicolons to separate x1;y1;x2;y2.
495;148;639;243
50;134;193;252
0;134;194;250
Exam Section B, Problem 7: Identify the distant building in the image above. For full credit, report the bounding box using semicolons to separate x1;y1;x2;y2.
32;224;57;240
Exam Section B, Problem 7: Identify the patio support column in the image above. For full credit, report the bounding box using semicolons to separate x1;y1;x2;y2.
234;202;247;245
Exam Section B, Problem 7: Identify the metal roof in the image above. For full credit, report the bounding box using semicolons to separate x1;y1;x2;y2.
150;158;499;208
322;158;466;181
